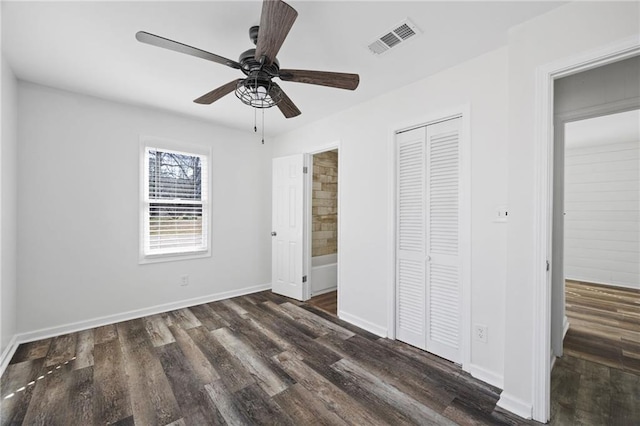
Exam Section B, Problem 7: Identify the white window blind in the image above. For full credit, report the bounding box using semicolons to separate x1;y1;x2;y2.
142;145;209;258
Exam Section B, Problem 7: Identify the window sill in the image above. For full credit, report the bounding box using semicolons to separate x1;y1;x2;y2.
139;250;211;265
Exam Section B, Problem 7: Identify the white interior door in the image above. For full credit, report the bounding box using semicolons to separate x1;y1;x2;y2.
424;118;462;364
272;154;306;300
396;127;427;349
396;117;463;364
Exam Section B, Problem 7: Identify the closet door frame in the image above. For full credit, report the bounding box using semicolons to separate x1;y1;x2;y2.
387;104;471;372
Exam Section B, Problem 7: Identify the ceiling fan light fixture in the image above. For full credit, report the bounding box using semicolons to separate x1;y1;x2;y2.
235;75;283;109
137;0;358;121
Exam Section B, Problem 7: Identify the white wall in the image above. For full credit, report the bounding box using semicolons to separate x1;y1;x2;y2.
503;0;639;415
1;55;18;355
564;139;640;288
273;47;509;384
17;82;272;335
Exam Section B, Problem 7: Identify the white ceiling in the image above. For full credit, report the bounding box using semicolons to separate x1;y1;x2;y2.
565;109;640;148
2;1;565;136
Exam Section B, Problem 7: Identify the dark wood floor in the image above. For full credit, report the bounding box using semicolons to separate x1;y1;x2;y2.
564;280;640;374
547;280;640;425
550;353;640;425
1;291;530;425
308;290;337;315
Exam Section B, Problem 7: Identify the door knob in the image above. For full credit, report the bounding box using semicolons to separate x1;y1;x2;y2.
271;231;277;236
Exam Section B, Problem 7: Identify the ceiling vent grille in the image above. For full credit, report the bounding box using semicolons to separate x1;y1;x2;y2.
367;19;421;56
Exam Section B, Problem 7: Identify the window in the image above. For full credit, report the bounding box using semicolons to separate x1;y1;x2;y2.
140;137;210;262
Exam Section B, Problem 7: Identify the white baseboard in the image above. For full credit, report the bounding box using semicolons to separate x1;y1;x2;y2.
310;286;337;297
338;310;387;338
468;363;504;389
497;392;532;420
565;276;639;291
0;335;19;376
16;283;272;344
563;315;570;339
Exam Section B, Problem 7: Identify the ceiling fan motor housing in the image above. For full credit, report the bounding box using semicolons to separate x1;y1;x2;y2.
239;47;280;76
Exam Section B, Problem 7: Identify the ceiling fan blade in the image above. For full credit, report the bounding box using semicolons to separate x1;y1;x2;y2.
136;31;241;69
273;86;301;118
254;0;298;66
194;79;242;104
279;69;360;90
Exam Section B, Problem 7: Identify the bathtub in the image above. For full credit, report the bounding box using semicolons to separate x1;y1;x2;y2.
310;253;337;296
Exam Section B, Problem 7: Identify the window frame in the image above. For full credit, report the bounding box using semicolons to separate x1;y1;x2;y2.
139;135;212;264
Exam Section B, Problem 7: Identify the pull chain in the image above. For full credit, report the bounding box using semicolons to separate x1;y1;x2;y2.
254;107;257;133
261;108;265;145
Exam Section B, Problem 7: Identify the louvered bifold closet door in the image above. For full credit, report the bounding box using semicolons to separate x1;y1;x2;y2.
396;127;427;349
425;118;462;363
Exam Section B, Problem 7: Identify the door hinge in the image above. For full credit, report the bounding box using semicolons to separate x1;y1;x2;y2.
546;260;550;271
302;275;307;283
303;166;308;174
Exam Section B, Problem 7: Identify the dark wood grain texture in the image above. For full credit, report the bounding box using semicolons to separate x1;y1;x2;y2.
279;69;360;90
117;319;182;425
0;359;44;425
136;31;241;69
564;280;640;373
92;339;132;424
307;290;338;315
193;79;242;105
155;343;221;425
275;86;301;118
1;290;556;425
255;0;298;66
547;280;640;425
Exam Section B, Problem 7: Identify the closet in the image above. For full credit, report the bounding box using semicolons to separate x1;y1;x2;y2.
396;117;462;364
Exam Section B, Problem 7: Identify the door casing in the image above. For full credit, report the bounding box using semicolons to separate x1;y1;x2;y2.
530;36;639;423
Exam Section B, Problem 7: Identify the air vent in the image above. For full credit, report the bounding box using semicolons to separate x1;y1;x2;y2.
367;19;421;56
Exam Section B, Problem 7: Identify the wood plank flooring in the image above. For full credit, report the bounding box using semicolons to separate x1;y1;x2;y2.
564;280;640;373
547;280;640;425
308;290;338;315
550;354;640;425
1;291;530;425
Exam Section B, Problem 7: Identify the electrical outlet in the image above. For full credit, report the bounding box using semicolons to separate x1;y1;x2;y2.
474;324;488;343
180;275;189;287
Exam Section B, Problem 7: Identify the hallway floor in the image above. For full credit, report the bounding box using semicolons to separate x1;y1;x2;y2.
564;280;640;373
549;280;640;424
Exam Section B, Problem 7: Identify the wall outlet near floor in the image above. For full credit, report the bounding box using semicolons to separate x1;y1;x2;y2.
474;324;488;343
180;275;189;286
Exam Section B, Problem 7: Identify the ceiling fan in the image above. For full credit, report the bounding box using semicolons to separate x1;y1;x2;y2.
136;0;360;119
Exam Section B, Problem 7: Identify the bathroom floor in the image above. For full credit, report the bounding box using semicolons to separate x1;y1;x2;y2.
308;291;337;315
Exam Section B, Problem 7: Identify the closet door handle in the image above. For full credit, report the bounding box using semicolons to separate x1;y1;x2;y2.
427;255;431;262
271;231;277;237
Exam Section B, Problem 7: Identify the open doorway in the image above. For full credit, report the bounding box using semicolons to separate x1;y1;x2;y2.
530;37;639;423
271;146;340;306
306;149;339;315
548;57;640;424
562;110;640;369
